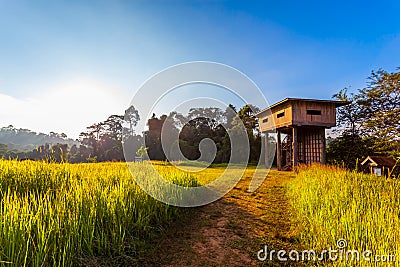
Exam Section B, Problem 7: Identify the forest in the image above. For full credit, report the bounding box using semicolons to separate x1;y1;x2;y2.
0;104;261;164
0;67;399;167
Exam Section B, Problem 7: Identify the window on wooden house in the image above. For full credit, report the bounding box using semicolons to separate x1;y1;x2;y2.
306;109;322;115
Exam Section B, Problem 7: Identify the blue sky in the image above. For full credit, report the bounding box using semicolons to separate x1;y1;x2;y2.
0;0;399;138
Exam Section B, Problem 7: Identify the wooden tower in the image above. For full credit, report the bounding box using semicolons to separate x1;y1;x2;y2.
255;98;349;171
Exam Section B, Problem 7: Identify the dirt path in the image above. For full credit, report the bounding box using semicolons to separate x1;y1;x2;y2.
143;170;301;267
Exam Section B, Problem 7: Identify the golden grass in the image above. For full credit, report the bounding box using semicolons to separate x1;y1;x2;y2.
288;164;400;266
0;159;198;266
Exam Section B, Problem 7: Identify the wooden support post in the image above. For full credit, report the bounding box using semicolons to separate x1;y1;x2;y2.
292;126;298;169
277;129;282;171
321;128;326;164
264;132;269;168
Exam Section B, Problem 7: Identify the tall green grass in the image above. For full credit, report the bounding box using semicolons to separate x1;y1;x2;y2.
0;160;198;266
288;165;400;266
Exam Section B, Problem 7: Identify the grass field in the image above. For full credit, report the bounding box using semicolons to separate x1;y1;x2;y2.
0;159;200;266
288;165;400;266
1;160;399;266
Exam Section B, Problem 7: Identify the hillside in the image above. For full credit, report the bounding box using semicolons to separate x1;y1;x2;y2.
0;125;78;151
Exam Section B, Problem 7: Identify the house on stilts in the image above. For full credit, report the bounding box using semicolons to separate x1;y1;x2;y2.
255;98;350;171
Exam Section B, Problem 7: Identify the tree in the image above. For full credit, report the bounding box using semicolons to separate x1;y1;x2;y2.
69;144;79;163
144;114;168;160
326;133;374;169
50;143;68;162
224;104;237;129
179;107;228;162
333;88;363;136
136;146;148;158
79;115;126;161
237;104;260;132
328;88;366;167
330;67;400;167
79;130;98;160
103;115;124;141
66;104;264;164
124;105;140;137
357;68;400;155
86;122;104;141
98;115;125;161
237;104;261;163
187;107;225;129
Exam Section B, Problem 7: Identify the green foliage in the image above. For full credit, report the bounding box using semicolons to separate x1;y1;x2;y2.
136;146;148;158
144;114;173;161
331;67;400;166
77;105;142;162
2;104;263;164
357;68;400;154
333;88;363;136
326;133;374;169
144;105;262;164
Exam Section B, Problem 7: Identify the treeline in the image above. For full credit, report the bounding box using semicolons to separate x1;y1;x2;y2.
2;67;398;166
327;67;400;169
143;105;261;163
0;125;77;151
0;104;262;164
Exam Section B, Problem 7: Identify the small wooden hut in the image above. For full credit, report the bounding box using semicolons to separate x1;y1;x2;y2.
255;98;349;171
361;156;399;177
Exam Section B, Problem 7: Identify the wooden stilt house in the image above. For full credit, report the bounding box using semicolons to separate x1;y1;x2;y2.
255;98;350;171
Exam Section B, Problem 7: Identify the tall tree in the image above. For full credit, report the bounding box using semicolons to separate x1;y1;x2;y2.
333;88;363;136
100;115;125;161
330;67;400;167
237;104;261;163
224;104;237;129
357;68;400;155
124;105;140;137
144;114;168;160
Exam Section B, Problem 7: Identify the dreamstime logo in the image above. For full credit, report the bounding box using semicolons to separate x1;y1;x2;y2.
123;62;275;207
257;239;397;263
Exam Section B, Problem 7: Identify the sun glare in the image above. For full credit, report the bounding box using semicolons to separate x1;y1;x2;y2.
0;79;130;138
